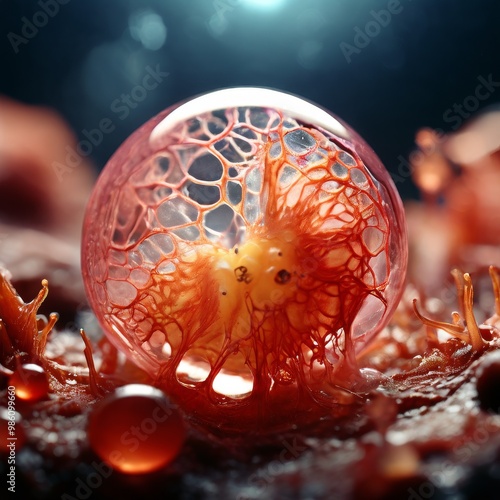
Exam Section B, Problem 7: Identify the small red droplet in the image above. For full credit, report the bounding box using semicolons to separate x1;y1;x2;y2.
87;384;186;474
9;363;50;402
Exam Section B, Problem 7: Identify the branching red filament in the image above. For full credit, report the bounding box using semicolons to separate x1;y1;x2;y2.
81;88;408;433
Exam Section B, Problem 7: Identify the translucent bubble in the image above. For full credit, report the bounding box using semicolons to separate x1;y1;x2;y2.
9;363;49;402
87;384;185;474
82;88;408;435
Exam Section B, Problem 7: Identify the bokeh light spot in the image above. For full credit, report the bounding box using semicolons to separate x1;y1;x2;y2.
129;9;167;51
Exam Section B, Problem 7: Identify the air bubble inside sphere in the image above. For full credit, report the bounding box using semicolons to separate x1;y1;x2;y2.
82;88;407;436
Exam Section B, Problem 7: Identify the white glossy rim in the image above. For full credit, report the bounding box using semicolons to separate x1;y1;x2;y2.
150;87;347;146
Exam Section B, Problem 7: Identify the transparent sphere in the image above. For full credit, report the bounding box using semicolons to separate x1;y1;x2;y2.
87;384;185;473
82;88;407;435
9;363;50;402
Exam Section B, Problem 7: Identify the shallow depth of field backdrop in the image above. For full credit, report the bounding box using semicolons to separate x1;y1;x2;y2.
0;0;499;200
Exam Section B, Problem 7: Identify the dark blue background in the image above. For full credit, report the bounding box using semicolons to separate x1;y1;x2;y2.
1;0;499;199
